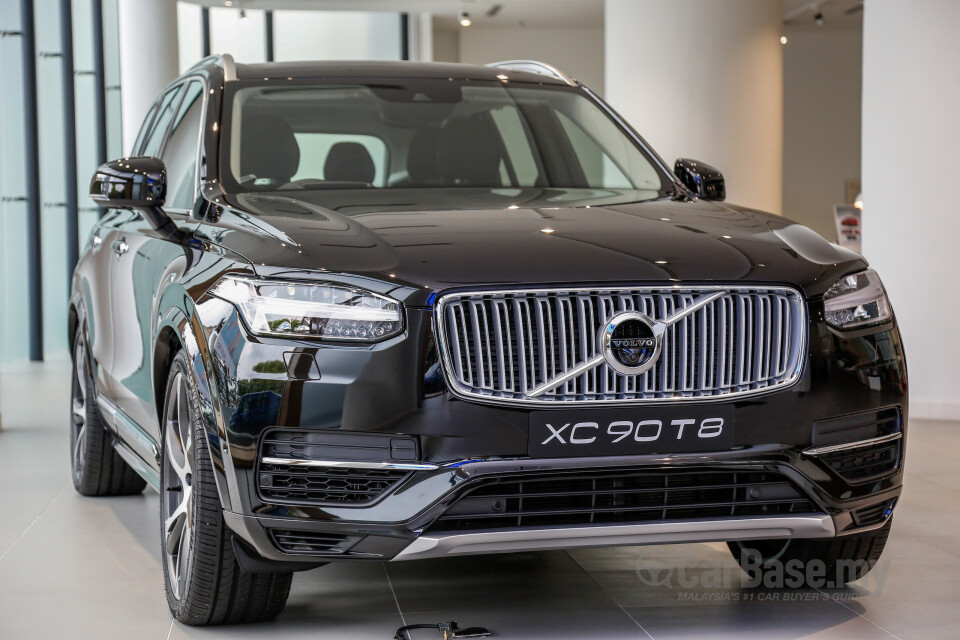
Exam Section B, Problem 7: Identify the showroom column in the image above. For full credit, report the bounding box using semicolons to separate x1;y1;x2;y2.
861;0;960;420
117;0;178;153
604;0;784;213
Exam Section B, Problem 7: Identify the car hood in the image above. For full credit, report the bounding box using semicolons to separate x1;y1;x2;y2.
199;188;865;304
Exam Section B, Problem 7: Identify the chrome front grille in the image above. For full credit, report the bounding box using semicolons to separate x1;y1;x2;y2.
435;286;806;405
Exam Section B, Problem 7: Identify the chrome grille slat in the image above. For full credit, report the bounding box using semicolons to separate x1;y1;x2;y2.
438;286;805;406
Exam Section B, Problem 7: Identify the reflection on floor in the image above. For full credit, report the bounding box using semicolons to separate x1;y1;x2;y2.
1;360;958;639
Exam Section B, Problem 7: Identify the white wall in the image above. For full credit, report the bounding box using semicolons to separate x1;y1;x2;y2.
272;11;401;61
178;2;203;73
432;27;459;63
861;0;960;420
457;26;605;95
209;7;267;64
782;26;862;241
605;0;783;214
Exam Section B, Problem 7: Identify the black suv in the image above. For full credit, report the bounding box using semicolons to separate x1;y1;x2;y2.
69;56;907;625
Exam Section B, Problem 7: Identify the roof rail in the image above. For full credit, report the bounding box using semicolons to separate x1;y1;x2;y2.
487;60;578;86
189;53;237;81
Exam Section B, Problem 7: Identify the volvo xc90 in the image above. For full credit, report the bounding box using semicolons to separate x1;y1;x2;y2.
69;56;907;625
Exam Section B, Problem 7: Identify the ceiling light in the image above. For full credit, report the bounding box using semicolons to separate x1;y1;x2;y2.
780;35;788;45
540;228;555;234
224;0;233;6
655;260;668;265
459;11;472;27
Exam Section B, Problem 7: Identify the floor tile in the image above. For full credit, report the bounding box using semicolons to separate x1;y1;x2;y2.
2;362;959;639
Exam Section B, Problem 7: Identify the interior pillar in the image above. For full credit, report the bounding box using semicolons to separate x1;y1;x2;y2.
604;0;784;213
117;0;178;154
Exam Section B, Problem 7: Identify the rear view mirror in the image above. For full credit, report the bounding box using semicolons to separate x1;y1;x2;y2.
89;157;180;239
90;156;166;209
674;158;725;201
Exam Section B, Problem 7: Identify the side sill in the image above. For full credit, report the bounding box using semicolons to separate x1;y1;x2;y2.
112;438;161;492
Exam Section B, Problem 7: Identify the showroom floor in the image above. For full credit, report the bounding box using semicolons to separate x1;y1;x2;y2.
1;360;958;640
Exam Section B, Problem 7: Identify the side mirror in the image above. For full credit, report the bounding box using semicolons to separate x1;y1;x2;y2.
674;158;725;201
89;157;179;238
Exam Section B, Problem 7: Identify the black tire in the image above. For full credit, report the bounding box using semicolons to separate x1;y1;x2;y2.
70;331;147;496
160;350;292;625
728;519;893;588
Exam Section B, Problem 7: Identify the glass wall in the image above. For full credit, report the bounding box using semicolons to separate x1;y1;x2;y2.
0;2;29;363
0;0;121;363
0;1;399;364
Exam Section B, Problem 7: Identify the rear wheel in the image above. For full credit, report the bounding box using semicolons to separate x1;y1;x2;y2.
70;331;146;496
728;519;893;588
160;350;291;625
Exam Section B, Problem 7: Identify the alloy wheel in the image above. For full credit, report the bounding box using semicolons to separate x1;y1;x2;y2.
70;338;89;483
162;372;195;601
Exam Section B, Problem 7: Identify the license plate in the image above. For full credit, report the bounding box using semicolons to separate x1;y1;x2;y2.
528;405;736;457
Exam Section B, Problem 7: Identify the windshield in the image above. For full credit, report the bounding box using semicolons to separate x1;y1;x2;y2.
222;78;666;199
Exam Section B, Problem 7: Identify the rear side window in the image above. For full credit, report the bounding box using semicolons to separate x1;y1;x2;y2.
489;105;542;186
556;112;632;189
131;101;160;156
141;85;183;158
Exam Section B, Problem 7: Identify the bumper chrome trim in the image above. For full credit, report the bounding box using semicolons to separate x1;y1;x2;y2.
260;456;439;471
392;515;836;561
803;432;902;456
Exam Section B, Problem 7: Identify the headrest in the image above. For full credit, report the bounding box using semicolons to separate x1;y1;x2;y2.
324;142;376;184
405;127;443;185
437;115;502;187
240;115;300;184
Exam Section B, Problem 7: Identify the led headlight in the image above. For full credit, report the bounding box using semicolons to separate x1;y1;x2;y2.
210;276;403;341
823;269;892;329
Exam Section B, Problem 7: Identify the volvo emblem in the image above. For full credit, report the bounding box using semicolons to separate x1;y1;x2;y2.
599;311;663;375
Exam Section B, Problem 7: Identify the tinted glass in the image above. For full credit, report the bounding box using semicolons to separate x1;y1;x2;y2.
131;101;159;156
161;81;204;210
141;85;183;158
223;80;664;197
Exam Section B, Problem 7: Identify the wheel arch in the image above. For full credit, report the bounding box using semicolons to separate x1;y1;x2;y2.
152;309;234;511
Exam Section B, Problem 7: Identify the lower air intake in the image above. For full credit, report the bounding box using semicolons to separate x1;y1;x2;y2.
426;467;821;533
269;530;357;555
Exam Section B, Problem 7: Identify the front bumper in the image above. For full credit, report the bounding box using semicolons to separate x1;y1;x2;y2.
189;295;908;565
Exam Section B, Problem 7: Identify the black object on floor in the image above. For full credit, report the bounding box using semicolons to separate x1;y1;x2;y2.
395;620;492;639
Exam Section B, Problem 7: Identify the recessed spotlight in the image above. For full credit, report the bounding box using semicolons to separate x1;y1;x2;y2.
459;11;472;27
722;235;732;239
496;74;509;81
541;228;555;234
780;35;788;45
224;0;233;6
655;260;668;265
507;205;519;210
659;217;671;221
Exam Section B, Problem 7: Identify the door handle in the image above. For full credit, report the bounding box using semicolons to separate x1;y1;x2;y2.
112;239;129;256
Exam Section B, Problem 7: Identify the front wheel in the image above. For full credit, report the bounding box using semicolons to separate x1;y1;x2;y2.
70;331;146;496
728;519;893;588
160;350;291;625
